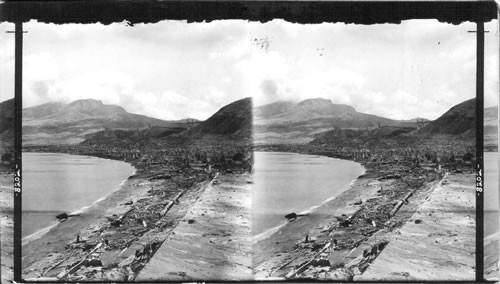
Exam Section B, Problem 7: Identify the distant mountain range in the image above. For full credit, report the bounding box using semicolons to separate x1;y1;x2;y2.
82;97;252;147
309;97;480;149
254;98;427;144
0;95;493;149
23;99;194;145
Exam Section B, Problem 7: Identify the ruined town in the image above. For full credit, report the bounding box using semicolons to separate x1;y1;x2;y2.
20;97;254;281
0;5;498;281
16;96;488;281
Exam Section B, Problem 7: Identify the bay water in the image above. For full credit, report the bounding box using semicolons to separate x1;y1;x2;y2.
22;152;135;239
253;151;365;236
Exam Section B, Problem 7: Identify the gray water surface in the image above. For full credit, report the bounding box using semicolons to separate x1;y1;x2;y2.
22;152;135;238
253;151;364;236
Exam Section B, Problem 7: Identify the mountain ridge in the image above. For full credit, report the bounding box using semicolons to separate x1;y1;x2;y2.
181;97;252;137
23;99;192;145
254;98;422;144
417;98;475;136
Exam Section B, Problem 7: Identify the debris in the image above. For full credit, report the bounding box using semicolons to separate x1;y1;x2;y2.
285;242;331;279
389;189;416;217
159;189;186;217
378;174;401;180
83;258;103;267
56;213;69;221
311;258;330;267
339;219;351;227
58;242;103;279
110;219;123;227
149;174;172;180
188;219;195;224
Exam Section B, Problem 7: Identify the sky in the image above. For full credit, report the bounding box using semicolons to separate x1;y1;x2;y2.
0;19;498;121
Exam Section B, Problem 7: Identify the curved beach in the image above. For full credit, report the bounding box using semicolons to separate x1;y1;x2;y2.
22;152;136;243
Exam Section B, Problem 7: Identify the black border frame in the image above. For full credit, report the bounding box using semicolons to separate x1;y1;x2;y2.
3;1;497;283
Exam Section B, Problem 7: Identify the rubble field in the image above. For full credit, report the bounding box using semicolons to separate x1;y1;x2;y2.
253;161;476;281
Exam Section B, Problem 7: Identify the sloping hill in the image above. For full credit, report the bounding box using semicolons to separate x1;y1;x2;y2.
0;98;15;165
254;98;418;144
0;99;14;140
253;101;295;119
311;98;478;148
23;102;65;120
23;99;189;145
418;98;475;136
82;98;252;149
184;97;252;137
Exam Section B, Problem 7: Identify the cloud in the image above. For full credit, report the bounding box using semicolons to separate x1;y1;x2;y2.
0;19;497;121
260;80;279;102
30;81;49;100
0;23;16;102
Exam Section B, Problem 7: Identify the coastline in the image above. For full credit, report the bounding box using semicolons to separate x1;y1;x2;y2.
20;148;251;281
21;154;137;245
254;166;366;244
11;147;497;281
253;164;382;279
252;155;473;280
21;161;147;278
22;162;137;246
253;151;365;240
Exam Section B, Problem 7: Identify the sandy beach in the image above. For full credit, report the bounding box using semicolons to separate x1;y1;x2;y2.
9;147;496;282
357;172;475;280
137;172;252;281
20;153;251;281
21;166;150;277
252;160;477;281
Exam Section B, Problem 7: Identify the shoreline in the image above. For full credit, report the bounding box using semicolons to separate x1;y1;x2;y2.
11;147;497;281
252;153;471;280
254;166;366;243
20;147;251;281
253;151;365;239
252;164;383;279
21;164;151;278
21;153;137;245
